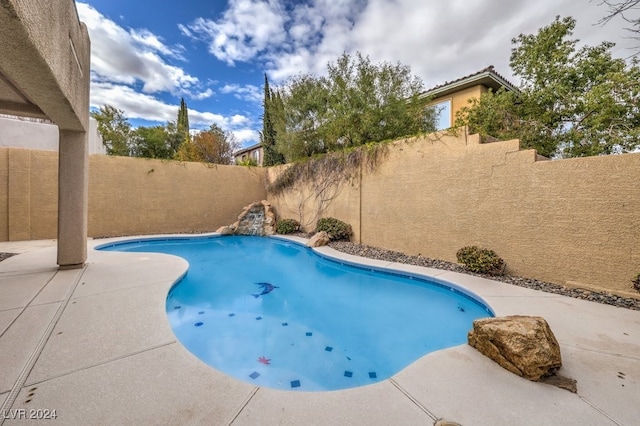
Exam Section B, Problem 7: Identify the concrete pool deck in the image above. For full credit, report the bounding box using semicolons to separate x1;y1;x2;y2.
0;235;638;425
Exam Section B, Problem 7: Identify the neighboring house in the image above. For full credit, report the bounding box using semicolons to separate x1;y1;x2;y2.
234;142;263;166
421;65;517;131
0;113;106;154
233;67;516;164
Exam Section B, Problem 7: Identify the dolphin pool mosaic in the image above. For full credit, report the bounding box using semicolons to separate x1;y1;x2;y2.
99;235;493;391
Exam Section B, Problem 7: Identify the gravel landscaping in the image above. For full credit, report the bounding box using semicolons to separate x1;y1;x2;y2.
328;241;640;311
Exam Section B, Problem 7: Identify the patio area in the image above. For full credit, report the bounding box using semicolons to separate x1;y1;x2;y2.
1;235;638;425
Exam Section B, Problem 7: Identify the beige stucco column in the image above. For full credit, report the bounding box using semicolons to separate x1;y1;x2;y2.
57;130;89;268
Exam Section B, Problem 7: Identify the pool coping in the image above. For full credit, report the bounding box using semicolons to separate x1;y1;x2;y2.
1;234;639;425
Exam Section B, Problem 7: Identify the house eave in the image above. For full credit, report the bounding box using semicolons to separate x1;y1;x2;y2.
421;72;518;100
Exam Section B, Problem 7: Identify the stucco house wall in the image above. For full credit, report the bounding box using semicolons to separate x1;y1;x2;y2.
0;115;106;154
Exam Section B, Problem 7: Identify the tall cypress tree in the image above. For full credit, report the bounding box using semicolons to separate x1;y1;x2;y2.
261;74;285;166
177;97;189;135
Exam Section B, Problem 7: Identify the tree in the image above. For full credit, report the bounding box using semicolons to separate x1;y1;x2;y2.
261;74;286;166
164;121;184;157
456;16;640;158
174;124;239;164
275;52;435;162
131;125;172;159
177;97;189;135
91;104;132;156
597;0;639;43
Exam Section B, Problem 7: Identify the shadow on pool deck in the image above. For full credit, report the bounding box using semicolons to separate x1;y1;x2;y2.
0;235;638;425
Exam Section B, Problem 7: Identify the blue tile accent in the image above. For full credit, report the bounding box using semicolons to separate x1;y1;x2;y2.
281;322;288;326
369;372;377;379
346;356;351;361
249;372;260;379
290;380;301;388
344;371;353;378
173;306;181;309
306;332;312;336
228;313;235;317
325;346;333;352
256;316;262;320
198;311;204;315
194;322;204;327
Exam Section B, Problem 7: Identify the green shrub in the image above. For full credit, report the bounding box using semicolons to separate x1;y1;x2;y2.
236;157;258;167
633;273;640;292
456;246;505;275
276;218;300;234
315;217;353;241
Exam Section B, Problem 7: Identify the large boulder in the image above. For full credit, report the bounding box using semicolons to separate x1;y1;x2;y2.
307;231;331;247
468;315;562;381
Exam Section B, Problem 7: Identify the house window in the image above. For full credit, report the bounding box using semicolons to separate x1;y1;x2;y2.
252;150;260;162
430;99;452;130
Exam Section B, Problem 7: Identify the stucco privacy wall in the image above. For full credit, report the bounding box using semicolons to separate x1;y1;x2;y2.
0;148;266;240
268;133;640;298
88;155;266;237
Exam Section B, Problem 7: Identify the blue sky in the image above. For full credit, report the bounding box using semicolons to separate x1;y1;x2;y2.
76;0;635;149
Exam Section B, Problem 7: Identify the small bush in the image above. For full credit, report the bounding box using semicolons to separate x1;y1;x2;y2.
236;157;258;167
316;217;353;241
633;273;640;292
456;246;505;275
276;218;300;235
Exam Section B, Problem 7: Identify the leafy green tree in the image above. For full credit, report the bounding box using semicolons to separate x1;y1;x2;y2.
278;73;330;160
276;52;435;162
91;104;132;156
175;124;239;164
456;16;640;158
131;125;172;159
164;121;184;157
261;74;286;166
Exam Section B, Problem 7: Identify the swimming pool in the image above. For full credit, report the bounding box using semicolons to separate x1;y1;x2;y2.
99;235;493;391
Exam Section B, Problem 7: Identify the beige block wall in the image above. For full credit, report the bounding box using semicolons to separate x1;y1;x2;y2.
267;134;640;298
0;148;267;240
88;156;266;237
266;166;362;242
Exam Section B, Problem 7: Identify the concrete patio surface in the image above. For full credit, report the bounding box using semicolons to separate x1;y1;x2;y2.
0;235;638;425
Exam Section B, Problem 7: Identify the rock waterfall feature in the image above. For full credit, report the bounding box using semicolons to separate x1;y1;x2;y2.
216;200;276;236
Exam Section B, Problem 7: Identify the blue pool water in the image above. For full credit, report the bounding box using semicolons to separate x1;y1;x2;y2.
100;235;493;391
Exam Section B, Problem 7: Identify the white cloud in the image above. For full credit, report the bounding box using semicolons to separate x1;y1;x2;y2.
185;0;637;87
191;88;214;100
220;84;262;103
77;2;258;143
76;2;203;95
181;0;288;65
130;29;186;60
233;129;260;145
231;114;250;125
90;81;252;134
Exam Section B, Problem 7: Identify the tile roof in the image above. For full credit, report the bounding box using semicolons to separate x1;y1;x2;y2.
421;66;518;99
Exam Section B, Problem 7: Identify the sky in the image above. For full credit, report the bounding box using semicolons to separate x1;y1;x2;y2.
75;0;636;149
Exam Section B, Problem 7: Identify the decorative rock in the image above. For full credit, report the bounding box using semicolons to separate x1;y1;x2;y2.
307;231;330;247
468;316;562;381
215;226;234;235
